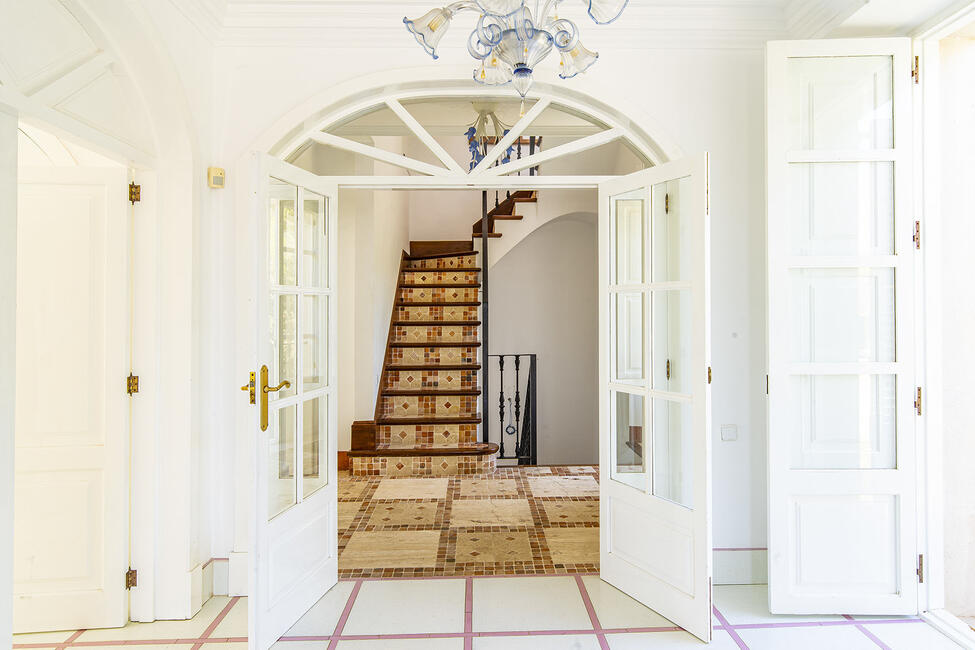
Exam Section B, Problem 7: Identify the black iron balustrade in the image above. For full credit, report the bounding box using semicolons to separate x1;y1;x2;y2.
487;353;537;465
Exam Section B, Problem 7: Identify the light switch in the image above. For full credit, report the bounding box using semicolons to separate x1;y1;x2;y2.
720;425;738;441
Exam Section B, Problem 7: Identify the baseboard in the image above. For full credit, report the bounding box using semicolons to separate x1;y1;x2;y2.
921;608;975;648
203;557;230;597
713;548;768;585
228;551;249;596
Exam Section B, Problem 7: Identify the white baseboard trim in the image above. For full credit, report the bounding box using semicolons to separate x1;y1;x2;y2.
713;548;768;585
228;551;249;596
922;608;975;649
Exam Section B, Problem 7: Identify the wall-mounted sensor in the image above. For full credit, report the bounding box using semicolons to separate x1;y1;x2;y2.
208;167;225;189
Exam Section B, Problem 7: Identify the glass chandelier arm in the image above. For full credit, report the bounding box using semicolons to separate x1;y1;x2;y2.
512;5;537;41
467;29;493;59
476;0;525;15
444;1;482;14
550;18;579;51
585;0;628;24
474;12;505;49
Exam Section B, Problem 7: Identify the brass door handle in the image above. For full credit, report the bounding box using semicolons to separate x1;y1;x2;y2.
259;365;292;431
241;372;256;404
264;379;291;394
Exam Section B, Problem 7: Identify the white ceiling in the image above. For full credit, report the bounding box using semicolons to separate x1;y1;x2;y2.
174;0;872;49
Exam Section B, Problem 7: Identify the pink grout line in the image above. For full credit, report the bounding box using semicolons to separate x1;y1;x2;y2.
53;629;85;650
464;576;473;650
730;619;922;630
193;595;241;648
575;574;610;650
712;606;751;650
326;579;363;650
845;614;894;650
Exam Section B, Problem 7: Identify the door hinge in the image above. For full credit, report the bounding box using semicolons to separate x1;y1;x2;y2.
126;373;139;395
708;366;712;385
125;568;138;589
912;56;920;84
913;221;921;250
917;554;924;583
766;375;769;395
128;182;141;204
666;359;671;380
915;387;923;416
665;192;670;214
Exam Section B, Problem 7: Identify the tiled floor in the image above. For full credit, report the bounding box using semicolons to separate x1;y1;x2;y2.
338;465;600;578
11;579;963;649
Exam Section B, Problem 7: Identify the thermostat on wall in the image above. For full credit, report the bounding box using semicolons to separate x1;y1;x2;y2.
207;166;225;189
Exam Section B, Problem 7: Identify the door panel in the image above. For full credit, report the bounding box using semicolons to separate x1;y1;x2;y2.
250;155;339;649
598;154;712;642
13;168;129;632
767;38;917;614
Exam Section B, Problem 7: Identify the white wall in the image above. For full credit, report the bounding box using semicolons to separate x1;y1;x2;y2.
938;35;975;617
489;213;599;465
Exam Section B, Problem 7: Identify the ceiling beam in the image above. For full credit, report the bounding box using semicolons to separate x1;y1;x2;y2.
319;174;614;190
28;51;114;105
480;127;624;177
308;131;448;176
471;97;552;175
385;98;465;175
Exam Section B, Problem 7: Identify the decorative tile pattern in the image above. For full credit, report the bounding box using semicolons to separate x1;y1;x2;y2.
350;454;495;478
389;346;478;367
400;270;479;285
398;287;480;304
385;370;478;391
404;253;479;269
393;325;479;343
396;305;480;322
379;395;478;418
338;466;600;577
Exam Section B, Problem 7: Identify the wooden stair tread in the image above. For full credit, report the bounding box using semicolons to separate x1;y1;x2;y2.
382;389;480;396
407;250;480;261
393;320;481;326
472;232;502;238
377;415;483;425
400;283;481;289
397;301;481;307
389;364;481;371
390;341;481;348
492;214;523;220
348;442;499;458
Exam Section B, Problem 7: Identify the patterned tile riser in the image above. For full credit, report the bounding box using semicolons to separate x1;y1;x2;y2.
398;287;480;304
392;325;478;344
399;270;479;285
396;305;480;322
350;454;496;477
384;369;478;391
388;347;478;366
404;254;478;270
377;424;478;448
380;395;478;418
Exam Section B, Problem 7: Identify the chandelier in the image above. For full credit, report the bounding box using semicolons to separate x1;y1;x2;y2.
404;1;628;98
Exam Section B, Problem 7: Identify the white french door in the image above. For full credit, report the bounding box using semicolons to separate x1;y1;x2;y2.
249;155;339;649
766;38;918;614
598;154;712;642
13;167;129;632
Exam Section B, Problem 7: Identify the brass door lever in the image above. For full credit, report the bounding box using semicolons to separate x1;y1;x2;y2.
259;365;291;431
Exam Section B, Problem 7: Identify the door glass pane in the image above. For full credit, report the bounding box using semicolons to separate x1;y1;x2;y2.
268;178;297;286
790;268;895;363
303;192;328;288
790;374;896;469
789;162;894;256
614;293;644;383
302;397;327;497
651;177;691;282
652;290;691;394
269;405;297;519
270;293;297;399
611;391;646;491
303;295;327;391
652;398;693;508
614;195;645;284
788;55;893;150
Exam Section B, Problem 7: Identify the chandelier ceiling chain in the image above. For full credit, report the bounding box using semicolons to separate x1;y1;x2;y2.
404;0;628;98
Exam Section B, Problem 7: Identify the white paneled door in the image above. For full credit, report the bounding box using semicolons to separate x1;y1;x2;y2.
13;168;129;632
598;155;712;642
249;155;339;649
766;38;918;614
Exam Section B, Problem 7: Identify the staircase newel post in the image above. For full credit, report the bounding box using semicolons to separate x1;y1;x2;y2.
481;190;489;445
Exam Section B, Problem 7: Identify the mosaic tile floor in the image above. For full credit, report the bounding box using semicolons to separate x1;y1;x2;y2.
338;465;600;578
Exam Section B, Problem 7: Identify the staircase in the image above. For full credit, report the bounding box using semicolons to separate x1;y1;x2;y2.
349;244;499;477
472;190;537;240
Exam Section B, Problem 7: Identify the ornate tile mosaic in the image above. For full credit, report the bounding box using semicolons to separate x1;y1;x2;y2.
338;465;600;578
404;254;479;269
400;270;479;285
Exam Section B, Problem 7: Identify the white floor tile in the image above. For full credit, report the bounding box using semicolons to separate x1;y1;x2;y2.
342;579;466;635
737;625;878;650
284;581;355;637
713;585;844;625
606;629;739;648
75;595;230;641
581;576;673;630
472;576;593;632
473;633;602;649
211;596;248;637
335;639;463;649
12;630;77;643
272;642;329;650
863;621;964;649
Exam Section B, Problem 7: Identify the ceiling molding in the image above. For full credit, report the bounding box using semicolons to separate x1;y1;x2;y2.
785;0;871;38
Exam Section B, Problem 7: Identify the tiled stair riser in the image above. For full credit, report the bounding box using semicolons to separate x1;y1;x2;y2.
400;270;478;285
398;287;479;304
350;454;495;477
379;395;478;418
396;305;479;322
388;346;478;366
393;325;478;344
377;423;478;448
404;254;478;269
384;369;478;391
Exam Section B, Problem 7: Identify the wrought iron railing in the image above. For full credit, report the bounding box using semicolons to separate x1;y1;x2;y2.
486;354;537;465
490;135;542;208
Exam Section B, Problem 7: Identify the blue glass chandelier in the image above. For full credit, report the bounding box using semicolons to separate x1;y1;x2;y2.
404;1;628;97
